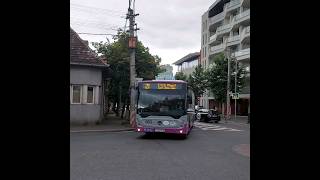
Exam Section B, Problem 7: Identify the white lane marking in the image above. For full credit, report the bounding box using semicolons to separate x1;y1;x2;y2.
194;122;243;132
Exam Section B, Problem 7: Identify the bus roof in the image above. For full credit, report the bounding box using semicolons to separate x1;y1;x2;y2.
139;80;186;84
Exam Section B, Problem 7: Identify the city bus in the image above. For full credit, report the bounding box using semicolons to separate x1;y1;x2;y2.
135;80;195;138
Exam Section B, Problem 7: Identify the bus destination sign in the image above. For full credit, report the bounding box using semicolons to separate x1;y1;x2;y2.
157;83;176;90
143;83;177;90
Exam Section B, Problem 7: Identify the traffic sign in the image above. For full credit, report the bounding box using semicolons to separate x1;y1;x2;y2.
232;93;240;99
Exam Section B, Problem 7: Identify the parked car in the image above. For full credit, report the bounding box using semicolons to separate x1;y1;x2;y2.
196;107;221;123
208;109;221;123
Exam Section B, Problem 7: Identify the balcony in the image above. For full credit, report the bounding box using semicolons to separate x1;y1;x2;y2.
216;22;233;37
227;35;241;46
209;33;217;43
225;0;241;12
234;48;250;61
241;26;250;43
234;9;250;25
209;11;225;26
210;43;226;55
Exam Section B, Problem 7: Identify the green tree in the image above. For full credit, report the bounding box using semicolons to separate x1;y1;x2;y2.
174;71;187;81
187;64;207;105
92;30;163;118
205;53;246;110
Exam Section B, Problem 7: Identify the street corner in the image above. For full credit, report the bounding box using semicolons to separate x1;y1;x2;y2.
232;144;250;157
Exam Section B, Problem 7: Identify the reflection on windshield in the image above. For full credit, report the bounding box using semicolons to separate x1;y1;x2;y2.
137;89;186;118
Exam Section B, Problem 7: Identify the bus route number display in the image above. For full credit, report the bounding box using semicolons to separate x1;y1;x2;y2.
143;83;151;89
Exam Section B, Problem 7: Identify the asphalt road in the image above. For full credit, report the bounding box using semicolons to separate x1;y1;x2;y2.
70;122;250;180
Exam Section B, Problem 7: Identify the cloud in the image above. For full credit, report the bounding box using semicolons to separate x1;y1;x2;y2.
71;0;215;69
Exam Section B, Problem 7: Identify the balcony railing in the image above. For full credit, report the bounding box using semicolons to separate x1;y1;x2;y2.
209;34;217;42
227;35;241;43
234;48;250;60
210;43;226;54
209;11;225;24
235;9;250;22
216;22;233;35
225;0;241;10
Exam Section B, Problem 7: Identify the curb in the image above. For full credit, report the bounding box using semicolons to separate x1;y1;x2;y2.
70;128;135;133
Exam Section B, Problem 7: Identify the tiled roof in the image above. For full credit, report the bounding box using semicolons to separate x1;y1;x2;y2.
173;52;200;65
70;27;107;67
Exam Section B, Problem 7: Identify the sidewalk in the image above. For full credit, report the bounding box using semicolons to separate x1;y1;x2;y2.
70;113;135;133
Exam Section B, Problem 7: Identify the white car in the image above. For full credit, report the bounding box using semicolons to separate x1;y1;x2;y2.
196;107;209;121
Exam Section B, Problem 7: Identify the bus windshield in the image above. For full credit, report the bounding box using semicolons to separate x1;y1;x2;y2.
137;88;186;119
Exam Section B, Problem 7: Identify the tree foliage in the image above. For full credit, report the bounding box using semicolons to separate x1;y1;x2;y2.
174;71;187;81
92;30;163;116
187;64;207;105
205;53;246;104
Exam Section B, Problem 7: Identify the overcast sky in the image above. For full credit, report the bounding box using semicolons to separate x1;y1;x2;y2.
70;0;215;74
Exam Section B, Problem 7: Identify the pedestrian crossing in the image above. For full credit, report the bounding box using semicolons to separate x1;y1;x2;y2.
194;122;243;132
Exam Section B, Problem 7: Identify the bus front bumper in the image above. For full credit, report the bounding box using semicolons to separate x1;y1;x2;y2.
136;125;188;134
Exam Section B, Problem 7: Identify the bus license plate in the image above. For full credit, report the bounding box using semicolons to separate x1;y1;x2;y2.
144;128;154;132
155;129;165;132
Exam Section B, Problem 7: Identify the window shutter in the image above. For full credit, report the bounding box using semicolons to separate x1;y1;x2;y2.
82;85;87;104
70;85;72;104
95;86;99;104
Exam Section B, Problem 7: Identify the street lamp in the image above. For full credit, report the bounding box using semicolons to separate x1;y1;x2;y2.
225;47;231;122
232;53;237;122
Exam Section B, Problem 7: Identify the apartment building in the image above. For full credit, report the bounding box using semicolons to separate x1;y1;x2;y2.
200;0;250;115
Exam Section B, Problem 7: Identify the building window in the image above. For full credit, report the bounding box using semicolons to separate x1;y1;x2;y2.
87;86;94;104
72;85;81;104
202;35;205;45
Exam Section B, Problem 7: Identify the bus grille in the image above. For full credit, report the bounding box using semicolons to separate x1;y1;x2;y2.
145;119;153;124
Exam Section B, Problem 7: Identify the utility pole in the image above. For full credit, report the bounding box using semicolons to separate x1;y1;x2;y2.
234;55;237;122
226;47;231;123
127;2;139;127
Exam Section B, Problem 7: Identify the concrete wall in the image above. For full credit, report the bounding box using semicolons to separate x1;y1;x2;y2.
70;65;103;125
70;66;102;85
70;104;102;125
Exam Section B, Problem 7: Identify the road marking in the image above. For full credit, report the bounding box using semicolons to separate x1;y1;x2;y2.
226;121;250;126
194;122;243;132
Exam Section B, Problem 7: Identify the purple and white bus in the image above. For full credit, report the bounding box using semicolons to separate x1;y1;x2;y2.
135;80;195;138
